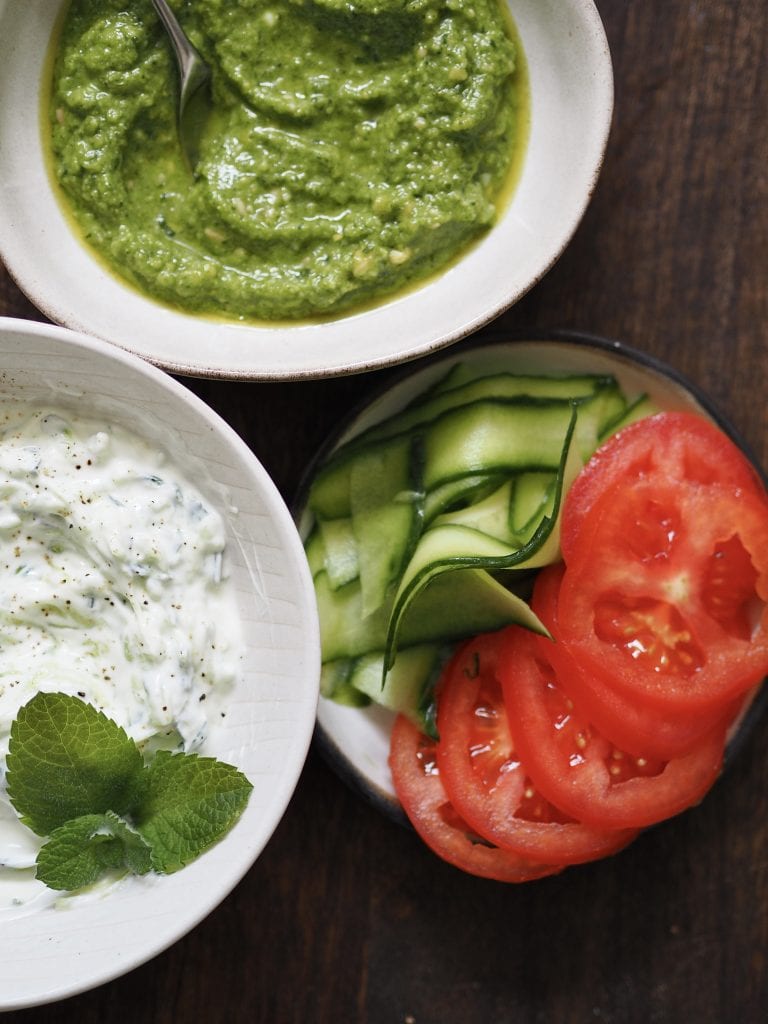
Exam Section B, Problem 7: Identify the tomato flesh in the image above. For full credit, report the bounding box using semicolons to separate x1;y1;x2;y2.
435;634;637;864
532;564;737;759
498;625;726;830
561;411;764;564
388;713;562;882
558;476;768;714
701;534;761;640
592;594;705;676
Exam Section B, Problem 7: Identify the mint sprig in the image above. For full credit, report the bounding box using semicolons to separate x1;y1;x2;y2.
6;692;252;891
35;812;152;891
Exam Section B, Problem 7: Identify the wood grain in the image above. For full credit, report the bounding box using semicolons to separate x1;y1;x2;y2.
2;1;767;1020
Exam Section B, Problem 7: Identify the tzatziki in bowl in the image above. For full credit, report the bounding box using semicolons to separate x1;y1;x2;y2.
0;318;319;1010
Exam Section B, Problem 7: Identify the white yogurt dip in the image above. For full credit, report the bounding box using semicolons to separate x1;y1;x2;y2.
0;405;243;917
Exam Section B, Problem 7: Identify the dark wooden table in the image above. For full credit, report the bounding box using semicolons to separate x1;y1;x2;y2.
3;1;767;1020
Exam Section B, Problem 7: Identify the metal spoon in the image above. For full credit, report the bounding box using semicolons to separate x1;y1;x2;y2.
151;0;211;168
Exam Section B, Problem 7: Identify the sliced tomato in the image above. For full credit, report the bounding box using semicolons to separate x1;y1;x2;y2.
532;564;740;759
388;713;562;882
561;412;765;564
498;624;726;830
434;633;637;865
558;476;768;714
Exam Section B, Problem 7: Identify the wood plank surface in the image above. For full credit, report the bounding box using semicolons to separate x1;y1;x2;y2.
1;1;767;1021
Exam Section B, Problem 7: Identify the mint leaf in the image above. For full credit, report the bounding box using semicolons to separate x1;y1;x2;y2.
6;692;144;836
35;811;152;891
5;693;253;892
134;750;253;873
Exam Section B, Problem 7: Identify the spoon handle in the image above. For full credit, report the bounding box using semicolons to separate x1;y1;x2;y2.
151;0;211;124
151;0;190;67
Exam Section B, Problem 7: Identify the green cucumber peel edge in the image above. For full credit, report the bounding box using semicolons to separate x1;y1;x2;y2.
381;404;580;676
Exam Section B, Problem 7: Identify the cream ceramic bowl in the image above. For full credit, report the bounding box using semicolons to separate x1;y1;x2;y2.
0;318;320;1010
300;332;768;823
0;1;613;380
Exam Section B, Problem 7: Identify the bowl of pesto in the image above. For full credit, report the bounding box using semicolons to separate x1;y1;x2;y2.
0;0;612;379
0;317;319;1010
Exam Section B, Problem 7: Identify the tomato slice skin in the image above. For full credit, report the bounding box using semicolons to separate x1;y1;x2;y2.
498;624;726;830
434;634;637;865
388;714;562;882
558;476;768;714
532;564;740;760
561;412;765;565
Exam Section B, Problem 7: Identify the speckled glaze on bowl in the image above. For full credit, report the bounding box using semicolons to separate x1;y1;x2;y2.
0;1;613;380
297;330;768;826
0;318;320;1010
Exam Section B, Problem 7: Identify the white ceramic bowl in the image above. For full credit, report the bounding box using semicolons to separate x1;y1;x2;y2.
0;317;320;1010
0;1;612;380
300;332;768;823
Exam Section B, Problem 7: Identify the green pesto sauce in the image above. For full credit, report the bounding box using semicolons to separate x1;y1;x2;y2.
48;0;528;322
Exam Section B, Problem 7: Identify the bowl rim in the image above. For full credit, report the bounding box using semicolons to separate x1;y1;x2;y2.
299;327;768;827
0;0;614;381
0;316;320;1010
